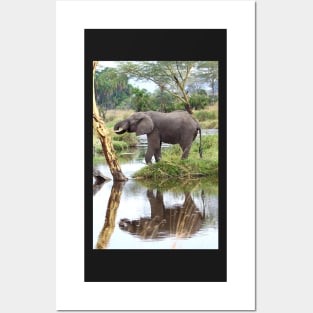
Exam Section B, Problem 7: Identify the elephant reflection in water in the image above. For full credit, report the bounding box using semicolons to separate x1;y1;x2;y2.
119;190;204;239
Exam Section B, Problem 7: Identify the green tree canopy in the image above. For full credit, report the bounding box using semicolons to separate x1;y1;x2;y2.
119;61;196;113
130;88;151;112
95;67;132;110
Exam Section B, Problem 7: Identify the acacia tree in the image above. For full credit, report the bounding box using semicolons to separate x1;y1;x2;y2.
92;61;127;181
196;61;218;97
119;61;196;114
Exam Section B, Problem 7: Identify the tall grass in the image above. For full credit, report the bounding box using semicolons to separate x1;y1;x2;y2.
193;105;218;129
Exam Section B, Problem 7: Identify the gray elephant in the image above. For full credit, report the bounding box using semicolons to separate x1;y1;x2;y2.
114;110;202;163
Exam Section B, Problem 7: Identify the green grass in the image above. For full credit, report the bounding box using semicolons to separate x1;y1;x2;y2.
133;135;218;181
199;120;218;129
193;105;218;129
194;110;217;121
111;140;128;151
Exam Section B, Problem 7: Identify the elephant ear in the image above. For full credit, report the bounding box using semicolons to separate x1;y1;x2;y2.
136;114;153;135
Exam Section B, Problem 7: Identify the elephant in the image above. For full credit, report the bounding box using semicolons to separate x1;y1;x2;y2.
119;189;204;239
114;110;202;164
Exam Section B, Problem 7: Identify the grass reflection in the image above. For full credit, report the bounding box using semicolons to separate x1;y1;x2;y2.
136;177;218;195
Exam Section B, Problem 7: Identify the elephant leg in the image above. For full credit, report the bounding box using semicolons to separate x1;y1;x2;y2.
180;142;192;159
145;146;155;164
146;133;161;164
154;143;162;162
147;190;165;217
154;150;161;162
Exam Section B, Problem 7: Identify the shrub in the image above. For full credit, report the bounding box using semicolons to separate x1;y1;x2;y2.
189;94;209;110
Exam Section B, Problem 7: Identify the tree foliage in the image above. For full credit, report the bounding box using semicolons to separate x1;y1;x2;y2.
95;67;132;110
130;88;151;112
196;61;218;101
94;61;218;112
119;61;196;113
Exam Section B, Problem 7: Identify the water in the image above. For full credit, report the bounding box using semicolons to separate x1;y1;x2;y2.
93;130;218;249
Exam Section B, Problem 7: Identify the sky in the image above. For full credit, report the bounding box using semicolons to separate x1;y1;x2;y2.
97;61;158;92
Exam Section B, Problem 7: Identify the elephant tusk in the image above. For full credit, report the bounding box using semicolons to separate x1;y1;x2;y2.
114;129;124;134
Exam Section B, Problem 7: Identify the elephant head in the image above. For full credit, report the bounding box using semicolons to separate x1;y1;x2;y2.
114;112;154;136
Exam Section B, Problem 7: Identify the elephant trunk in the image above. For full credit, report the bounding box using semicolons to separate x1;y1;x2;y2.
114;121;128;134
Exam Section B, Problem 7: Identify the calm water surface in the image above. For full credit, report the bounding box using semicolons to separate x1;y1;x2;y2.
93;130;218;249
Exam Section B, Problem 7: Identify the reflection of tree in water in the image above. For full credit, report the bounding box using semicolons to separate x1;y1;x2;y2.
119;190;205;239
96;181;125;249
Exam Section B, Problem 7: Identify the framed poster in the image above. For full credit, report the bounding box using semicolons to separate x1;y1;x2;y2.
56;1;255;310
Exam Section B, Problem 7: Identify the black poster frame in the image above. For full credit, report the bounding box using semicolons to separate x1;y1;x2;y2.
85;29;227;282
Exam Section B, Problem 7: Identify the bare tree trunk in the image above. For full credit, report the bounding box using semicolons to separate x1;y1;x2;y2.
92;61;127;181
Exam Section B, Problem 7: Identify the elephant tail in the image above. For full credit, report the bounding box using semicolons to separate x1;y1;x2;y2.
198;127;203;158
